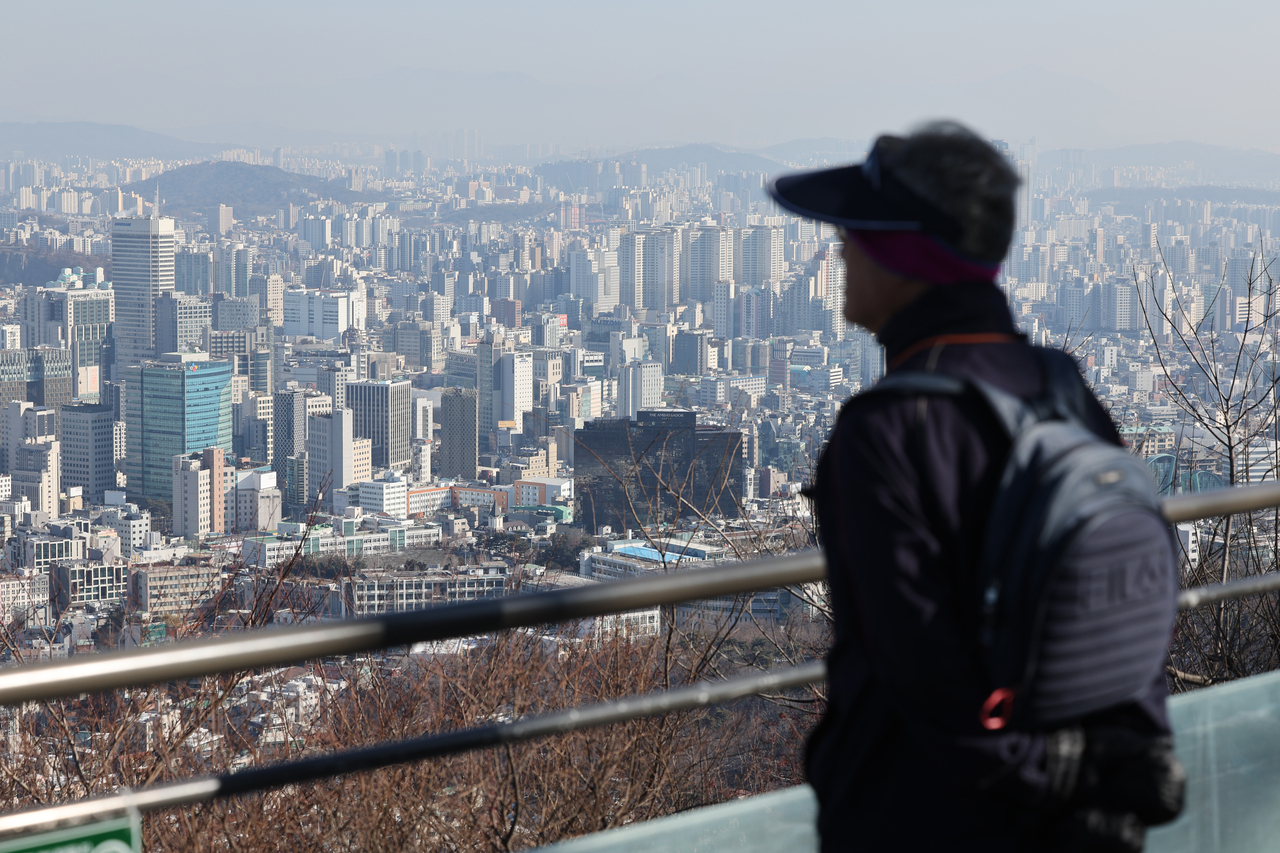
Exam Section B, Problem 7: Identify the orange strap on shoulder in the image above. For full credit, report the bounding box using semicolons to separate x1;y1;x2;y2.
888;333;1020;370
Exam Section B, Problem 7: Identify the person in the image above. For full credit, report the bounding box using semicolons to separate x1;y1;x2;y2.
768;122;1182;852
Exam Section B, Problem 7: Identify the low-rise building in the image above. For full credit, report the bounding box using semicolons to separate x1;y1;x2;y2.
131;561;224;617
0;573;49;624
334;565;508;618
51;561;129;611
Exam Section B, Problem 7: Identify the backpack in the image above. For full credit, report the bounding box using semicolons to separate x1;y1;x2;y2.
862;348;1178;729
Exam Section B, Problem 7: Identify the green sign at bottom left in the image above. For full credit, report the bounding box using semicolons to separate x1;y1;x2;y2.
0;815;140;853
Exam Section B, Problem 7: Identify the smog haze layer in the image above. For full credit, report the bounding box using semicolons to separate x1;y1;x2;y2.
5;0;1279;153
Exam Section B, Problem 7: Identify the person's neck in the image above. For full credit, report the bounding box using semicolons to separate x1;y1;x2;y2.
875;282;1018;364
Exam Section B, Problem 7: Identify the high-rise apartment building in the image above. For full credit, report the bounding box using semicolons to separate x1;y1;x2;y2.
175;247;213;296
214;244;254;298
643;229;681;312
347;379;411;470
299;217;331;252
438;388;478;481
688;227;734;303
282;289;353;341
124;353;233;501
568;249;619;311
712;280;736;339
111;217;175;372
741;226;784;289
618;230;646;311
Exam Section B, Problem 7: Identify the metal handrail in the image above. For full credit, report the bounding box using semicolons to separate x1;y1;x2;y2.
1162;481;1280;523
0;661;827;838
0;481;1273;708
0;551;827;706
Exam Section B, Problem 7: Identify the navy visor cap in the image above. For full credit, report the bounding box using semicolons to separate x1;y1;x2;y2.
766;139;964;244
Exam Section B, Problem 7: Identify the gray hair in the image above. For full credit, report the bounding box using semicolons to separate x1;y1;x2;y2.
879;121;1020;263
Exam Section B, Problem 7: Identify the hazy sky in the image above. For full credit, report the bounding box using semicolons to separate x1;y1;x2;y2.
6;0;1280;153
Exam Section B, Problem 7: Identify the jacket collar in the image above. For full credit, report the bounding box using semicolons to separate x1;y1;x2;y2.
875;282;1021;366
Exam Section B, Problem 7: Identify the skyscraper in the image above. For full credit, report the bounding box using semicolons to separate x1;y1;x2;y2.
498;352;533;427
618;230;646;311
476;329;510;449
13;439;60;519
60;402;118;504
347;379;411;470
21;286;114;402
643;229;681;312
172;448;228;539
155;292;212;357
272;389;309;483
124;353;233;501
175;247;213;295
688;226;733;303
317;365;352;410
210;205;233;236
741;226;784;289
111;217;175;373
0;402;55;475
618;361;663;421
0;349;73;422
216;243;253;297
307;408;355;506
439;387;478;481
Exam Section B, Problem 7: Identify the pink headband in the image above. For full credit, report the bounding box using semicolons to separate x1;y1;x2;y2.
849;229;1001;285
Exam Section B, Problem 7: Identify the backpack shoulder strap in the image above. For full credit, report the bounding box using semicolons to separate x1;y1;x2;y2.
861;370;1040;439
1034;347;1093;424
860;371;966;399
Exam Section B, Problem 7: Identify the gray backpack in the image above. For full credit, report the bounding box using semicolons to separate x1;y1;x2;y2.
865;349;1177;729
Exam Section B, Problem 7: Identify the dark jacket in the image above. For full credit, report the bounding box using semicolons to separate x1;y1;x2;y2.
807;283;1169;851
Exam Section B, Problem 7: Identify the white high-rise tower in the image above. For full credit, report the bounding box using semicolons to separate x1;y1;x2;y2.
111;217;175;373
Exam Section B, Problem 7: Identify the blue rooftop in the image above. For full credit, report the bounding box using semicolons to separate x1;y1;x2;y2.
614;545;692;565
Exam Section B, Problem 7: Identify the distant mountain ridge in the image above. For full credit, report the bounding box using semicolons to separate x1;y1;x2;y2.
1046;141;1280;185
0;121;233;162
124;161;382;220
623;143;782;176
752;138;867;168
1084;185;1280;211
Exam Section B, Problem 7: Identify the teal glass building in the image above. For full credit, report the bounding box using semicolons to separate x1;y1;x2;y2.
124;354;233;501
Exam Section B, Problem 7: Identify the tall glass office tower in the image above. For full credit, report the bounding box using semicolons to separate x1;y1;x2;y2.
124;353;232;501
